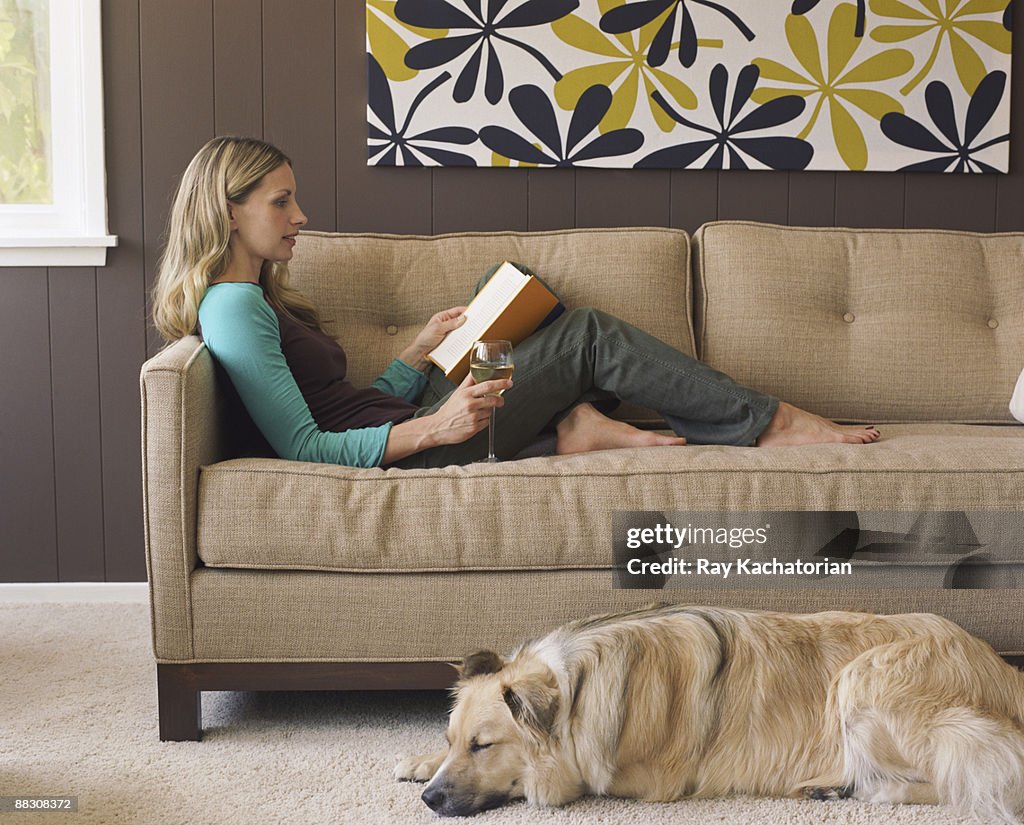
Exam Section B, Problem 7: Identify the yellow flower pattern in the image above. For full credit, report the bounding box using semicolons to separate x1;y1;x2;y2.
870;0;1012;95
753;4;913;170
365;0;447;82
551;0;704;132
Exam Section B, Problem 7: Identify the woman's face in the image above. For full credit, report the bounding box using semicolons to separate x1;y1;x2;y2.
227;162;307;271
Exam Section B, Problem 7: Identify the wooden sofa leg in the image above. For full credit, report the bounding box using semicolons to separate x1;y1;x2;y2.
157;664;202;741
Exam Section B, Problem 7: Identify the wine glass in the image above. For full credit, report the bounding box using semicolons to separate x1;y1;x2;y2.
469;340;514;463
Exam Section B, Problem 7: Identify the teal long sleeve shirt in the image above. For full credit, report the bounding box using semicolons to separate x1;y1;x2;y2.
197;282;426;467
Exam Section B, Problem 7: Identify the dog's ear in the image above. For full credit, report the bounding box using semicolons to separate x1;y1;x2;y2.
503;672;559;737
457;650;505;679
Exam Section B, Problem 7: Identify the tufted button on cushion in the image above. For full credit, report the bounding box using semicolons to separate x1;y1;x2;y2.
988;318;999;329
843;312;855;323
386;324;399;335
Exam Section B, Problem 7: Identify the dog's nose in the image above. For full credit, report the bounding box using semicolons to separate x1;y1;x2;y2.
421;785;446;811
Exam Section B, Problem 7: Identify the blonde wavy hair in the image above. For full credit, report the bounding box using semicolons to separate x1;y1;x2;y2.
152;135;322;341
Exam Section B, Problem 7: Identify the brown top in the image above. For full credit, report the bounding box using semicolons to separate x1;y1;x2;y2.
269;299;420;431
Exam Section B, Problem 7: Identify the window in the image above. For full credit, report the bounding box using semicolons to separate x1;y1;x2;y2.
0;0;115;266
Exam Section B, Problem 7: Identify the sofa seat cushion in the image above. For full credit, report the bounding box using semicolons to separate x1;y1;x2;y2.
196;425;1024;574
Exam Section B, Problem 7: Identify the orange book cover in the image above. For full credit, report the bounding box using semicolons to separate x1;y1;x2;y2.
427;263;561;383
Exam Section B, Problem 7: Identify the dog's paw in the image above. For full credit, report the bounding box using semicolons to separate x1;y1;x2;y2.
394;750;446;783
802;785;853;801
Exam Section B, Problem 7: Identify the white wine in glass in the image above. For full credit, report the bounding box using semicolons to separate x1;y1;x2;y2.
470;340;513;462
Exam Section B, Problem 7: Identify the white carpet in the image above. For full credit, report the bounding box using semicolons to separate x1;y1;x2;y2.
0;602;976;825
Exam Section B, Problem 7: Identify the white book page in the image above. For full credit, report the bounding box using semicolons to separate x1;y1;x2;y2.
429;262;527;370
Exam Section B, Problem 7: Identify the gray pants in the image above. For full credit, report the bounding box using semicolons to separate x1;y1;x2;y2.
393;268;779;469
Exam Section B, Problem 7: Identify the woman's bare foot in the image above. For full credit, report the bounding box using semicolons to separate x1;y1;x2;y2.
556;402;687;455
756;401;880;447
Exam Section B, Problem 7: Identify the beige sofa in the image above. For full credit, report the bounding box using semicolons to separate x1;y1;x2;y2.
141;221;1024;741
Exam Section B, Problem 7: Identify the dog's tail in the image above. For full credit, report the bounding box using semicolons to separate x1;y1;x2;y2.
926;706;1024;824
843;705;1024;823
836;633;1024;823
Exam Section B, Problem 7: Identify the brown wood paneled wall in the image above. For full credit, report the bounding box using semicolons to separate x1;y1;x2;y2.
0;1;1022;582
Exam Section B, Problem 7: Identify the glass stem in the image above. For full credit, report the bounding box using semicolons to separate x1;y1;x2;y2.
488;407;497;460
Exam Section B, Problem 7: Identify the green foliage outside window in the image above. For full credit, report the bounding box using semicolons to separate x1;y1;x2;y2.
0;0;50;204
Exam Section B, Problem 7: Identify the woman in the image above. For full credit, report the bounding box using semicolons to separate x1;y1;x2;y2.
152;136;879;469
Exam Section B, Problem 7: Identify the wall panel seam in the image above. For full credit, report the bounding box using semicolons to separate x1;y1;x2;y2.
45;268;59;580
832;174;837;226
211;0;216;134
902;174;907;229
333;0;338;230
261;0;266;139
93;267;108;578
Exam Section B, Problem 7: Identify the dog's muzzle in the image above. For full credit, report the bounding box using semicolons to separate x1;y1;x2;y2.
421;785;509;817
420;785;446;812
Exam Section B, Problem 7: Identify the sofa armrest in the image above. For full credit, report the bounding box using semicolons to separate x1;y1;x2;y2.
141;336;230;661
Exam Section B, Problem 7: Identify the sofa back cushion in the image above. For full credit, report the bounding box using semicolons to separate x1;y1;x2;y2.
693;221;1024;423
288;228;693;424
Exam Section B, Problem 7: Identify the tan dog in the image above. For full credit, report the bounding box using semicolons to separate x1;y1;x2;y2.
395;605;1024;821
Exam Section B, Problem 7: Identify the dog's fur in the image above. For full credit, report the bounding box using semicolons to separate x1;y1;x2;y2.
395;605;1024;820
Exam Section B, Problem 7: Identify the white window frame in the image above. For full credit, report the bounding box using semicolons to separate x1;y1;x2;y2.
0;0;116;266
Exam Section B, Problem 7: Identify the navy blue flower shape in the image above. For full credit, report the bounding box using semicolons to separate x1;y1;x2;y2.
637;64;812;170
395;0;579;105
792;0;866;37
478;84;644;167
1005;0;1012;31
599;0;755;69
367;54;477;166
880;71;1009;173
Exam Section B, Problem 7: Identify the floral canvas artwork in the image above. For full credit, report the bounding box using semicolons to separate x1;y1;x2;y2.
366;0;1013;171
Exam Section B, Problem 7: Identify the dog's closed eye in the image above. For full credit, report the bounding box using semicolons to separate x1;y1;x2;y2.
470;741;494;753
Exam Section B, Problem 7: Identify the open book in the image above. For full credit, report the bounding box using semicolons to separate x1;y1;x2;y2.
427;262;562;383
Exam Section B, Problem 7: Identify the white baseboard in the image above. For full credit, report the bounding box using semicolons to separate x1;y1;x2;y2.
0;582;148;603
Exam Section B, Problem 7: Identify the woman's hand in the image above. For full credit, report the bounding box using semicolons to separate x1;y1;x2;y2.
380;372;512;464
426;372;511;445
399;307;468;371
